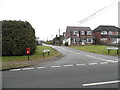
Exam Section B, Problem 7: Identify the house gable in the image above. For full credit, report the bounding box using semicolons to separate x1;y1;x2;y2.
93;25;120;45
65;26;93;45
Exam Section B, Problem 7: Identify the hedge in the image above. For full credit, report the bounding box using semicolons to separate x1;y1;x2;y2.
2;20;37;56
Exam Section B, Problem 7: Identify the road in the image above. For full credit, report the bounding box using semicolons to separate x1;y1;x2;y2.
2;45;119;88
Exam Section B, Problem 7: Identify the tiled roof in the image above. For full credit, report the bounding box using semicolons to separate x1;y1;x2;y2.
93;25;120;32
66;26;91;33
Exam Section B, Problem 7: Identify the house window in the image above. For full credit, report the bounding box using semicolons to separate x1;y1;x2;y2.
115;32;118;35
101;38;107;40
81;31;85;35
109;31;112;35
112;38;117;44
101;31;107;35
86;38;92;43
87;31;92;35
73;38;76;43
73;31;79;36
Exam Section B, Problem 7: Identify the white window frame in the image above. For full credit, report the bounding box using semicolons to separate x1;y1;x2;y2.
115;32;118;35
109;31;112;35
81;31;85;35
73;38;76;43
101;38;107;40
86;38;92;43
101;31;107;35
112;38;117;44
87;31;92;35
73;31;79;36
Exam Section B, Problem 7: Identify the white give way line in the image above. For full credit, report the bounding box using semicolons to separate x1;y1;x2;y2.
83;80;120;87
86;55;118;63
9;61;118;72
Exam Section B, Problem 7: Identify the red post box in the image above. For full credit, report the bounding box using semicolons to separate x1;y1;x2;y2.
26;48;30;55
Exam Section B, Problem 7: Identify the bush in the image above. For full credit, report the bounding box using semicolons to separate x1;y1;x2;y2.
65;42;68;46
2;20;37;56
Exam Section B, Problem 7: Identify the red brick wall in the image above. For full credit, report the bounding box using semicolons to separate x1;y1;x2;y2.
93;32;113;44
112;32;118;35
93;32;101;40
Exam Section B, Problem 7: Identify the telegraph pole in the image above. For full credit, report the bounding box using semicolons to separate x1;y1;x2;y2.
47;37;48;42
51;35;53;40
118;1;120;28
59;28;61;46
59;28;60;37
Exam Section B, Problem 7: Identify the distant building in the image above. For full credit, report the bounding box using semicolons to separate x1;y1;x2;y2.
93;25;120;45
53;34;64;45
64;26;94;45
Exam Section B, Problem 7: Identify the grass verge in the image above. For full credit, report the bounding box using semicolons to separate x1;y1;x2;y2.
1;45;61;70
69;45;120;56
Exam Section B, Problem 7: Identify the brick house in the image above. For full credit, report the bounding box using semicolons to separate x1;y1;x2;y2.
64;26;94;45
93;25;120;45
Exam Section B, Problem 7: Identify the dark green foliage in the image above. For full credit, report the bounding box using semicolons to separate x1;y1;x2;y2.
93;39;108;45
2;20;37;56
65;42;68;46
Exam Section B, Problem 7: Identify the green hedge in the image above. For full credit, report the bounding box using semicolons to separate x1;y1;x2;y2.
2;20;37;56
65;42;68;46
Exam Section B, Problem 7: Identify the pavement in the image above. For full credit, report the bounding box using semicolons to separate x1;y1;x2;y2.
2;44;119;88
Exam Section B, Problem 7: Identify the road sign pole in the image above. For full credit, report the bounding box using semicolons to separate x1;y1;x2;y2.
28;54;29;60
48;51;49;55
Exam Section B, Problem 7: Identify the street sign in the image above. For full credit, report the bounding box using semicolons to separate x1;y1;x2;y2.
107;47;118;50
43;49;50;56
107;47;119;54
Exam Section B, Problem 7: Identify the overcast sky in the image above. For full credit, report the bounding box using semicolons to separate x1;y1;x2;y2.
0;0;119;41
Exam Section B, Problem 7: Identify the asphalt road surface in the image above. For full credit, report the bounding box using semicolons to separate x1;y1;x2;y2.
2;44;119;88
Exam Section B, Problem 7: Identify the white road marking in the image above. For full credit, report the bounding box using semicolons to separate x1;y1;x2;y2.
86;55;96;58
86;55;118;63
9;59;118;72
76;64;86;66
22;67;34;70
103;60;116;62
110;61;118;63
10;69;21;71
83;80;120;87
51;65;61;68
63;64;74;67
89;63;97;65
100;62;108;64
37;67;46;69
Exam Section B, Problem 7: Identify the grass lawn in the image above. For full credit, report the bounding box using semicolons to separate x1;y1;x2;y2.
2;45;61;62
69;45;120;56
1;45;61;70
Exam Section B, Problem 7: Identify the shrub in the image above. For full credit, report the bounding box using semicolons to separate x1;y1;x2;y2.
2;20;37;56
65;42;68;46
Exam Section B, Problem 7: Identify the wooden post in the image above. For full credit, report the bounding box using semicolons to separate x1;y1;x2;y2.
28;54;29;60
117;50;119;54
108;49;110;53
48;51;49;55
